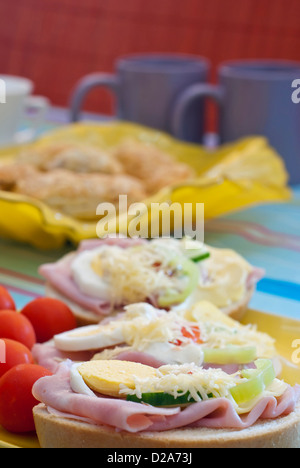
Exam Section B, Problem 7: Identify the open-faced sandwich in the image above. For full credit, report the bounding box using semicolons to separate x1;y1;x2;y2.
32;357;300;448
32;301;278;375
31;301;300;447
38;237;264;326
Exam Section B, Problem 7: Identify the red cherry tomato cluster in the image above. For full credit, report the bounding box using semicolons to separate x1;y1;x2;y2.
0;285;77;433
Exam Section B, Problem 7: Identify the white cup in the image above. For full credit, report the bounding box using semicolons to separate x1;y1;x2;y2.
0;75;49;146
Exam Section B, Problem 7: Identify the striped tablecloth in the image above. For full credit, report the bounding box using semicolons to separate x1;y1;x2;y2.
1;110;299;320
205;187;300;319
0;186;299;320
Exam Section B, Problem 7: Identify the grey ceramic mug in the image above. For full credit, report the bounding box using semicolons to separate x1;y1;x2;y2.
172;60;300;185
69;54;210;143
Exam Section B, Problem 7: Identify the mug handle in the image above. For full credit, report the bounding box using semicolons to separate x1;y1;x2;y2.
170;83;224;142
69;73;120;122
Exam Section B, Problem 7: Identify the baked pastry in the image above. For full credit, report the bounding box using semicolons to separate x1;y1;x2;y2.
113;140;196;194
13;168;147;220
0;162;37;191
17;142;122;174
0;139;197;220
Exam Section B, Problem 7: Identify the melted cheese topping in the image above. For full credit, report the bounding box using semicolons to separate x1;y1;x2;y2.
197;246;253;307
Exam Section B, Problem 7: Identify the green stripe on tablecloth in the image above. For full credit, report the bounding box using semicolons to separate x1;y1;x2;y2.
0;239;71;278
0;238;72;308
0;272;44;296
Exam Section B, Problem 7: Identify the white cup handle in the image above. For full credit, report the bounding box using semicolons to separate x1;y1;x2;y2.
15;95;50;143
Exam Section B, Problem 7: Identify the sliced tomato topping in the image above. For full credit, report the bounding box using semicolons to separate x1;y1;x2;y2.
171;325;203;346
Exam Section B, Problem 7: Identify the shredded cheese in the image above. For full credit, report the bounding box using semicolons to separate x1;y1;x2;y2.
182;302;276;358
72;238;255;309
91;240;191;306
121;313;184;350
199;321;275;358
108;303;276;359
119;362;288;414
119;363;238;403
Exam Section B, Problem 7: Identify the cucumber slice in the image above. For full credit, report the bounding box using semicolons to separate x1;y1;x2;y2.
190;252;210;263
230;359;276;404
158;257;199;308
203;346;257;365
127;391;214;407
184;247;210;263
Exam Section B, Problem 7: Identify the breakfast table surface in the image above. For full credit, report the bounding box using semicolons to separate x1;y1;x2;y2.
0;107;299;321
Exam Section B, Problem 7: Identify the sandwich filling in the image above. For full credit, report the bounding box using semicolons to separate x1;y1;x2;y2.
32;358;300;433
38;237;264;316
74;359;287;415
33;302;277;375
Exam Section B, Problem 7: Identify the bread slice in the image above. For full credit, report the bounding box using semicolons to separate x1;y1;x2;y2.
45;283;255;327
221;285;255;322
33;401;300;448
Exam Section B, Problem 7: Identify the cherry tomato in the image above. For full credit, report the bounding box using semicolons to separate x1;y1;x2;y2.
0;310;36;349
0;338;34;378
0;363;52;432
21;297;77;343
0;285;16;311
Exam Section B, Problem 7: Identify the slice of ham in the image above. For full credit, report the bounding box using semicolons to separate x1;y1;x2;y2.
112;350;166;368
32;341;254;375
32;343;184;373
38;237;146;317
31;341;263;376
77;237;147;252
32;343;95;374
109;350;256;374
32;361;179;433
148;384;300;432
32;361;300;433
246;267;265;290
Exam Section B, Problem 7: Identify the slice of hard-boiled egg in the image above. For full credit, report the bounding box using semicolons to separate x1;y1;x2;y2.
74;360;157;398
70;362;97;397
54;321;125;352
70;246;111;301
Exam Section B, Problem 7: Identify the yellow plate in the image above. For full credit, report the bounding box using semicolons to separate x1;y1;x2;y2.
0;121;291;249
0;308;300;448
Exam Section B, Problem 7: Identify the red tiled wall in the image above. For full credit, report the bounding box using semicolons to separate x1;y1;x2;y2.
1;0;300;124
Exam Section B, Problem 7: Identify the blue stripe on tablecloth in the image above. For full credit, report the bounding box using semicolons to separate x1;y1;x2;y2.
250;291;300;319
257;278;300;302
